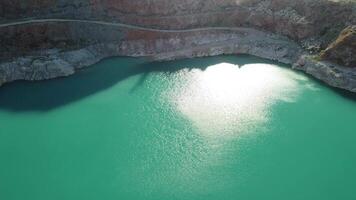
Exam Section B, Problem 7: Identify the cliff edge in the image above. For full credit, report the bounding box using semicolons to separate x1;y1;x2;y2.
0;0;355;92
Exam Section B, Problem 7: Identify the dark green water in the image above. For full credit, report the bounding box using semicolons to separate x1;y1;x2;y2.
1;55;356;200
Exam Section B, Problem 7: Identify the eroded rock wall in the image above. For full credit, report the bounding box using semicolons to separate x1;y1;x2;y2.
0;21;302;84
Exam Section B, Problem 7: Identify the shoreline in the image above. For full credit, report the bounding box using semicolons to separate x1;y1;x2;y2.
0;19;355;93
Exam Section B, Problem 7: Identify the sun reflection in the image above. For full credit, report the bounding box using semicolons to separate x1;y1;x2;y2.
170;62;305;137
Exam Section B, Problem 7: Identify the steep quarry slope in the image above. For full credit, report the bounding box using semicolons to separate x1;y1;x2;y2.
321;25;356;68
0;0;355;91
2;0;355;42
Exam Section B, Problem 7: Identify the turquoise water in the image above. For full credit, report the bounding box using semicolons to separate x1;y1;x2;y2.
1;55;356;200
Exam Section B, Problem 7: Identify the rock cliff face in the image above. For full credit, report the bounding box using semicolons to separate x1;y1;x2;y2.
0;0;355;92
320;26;356;68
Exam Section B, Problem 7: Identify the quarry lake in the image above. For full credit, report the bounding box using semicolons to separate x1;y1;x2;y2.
1;55;356;200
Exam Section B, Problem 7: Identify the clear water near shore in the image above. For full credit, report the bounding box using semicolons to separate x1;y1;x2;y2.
1;55;356;200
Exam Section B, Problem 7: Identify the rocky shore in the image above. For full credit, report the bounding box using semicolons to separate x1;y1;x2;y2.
0;0;355;92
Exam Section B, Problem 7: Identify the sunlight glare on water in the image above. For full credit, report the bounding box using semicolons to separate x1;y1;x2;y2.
171;62;305;137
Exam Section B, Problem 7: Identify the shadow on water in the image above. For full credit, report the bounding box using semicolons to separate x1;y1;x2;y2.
334;89;356;101
0;55;258;112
